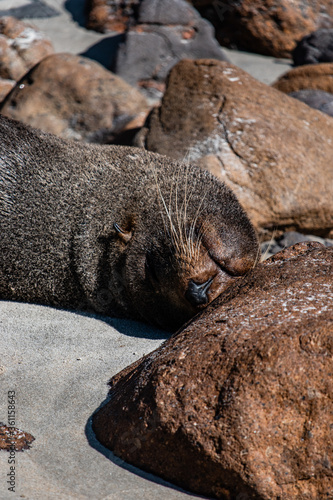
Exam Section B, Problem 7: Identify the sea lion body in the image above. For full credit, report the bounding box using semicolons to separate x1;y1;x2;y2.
0;116;259;331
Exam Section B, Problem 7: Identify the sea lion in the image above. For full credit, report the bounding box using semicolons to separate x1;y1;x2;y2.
0;115;259;331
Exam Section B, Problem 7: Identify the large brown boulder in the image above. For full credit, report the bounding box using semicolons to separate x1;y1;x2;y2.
0;53;149;142
92;242;333;500
0;16;53;81
136;59;333;237
273;63;333;94
191;0;333;58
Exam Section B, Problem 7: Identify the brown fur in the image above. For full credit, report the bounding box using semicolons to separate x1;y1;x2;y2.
0;115;259;331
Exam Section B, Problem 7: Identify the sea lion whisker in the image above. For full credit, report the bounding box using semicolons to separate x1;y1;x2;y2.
188;181;204;261
187;168;204;260
174;165;188;259
178;161;199;261
159;209;172;245
189;190;209;262
259;229;277;263
166;166;184;256
182;147;192;165
194;223;208;263
188;215;196;261
164;206;181;255
147;155;183;255
183;162;195;260
150;161;181;254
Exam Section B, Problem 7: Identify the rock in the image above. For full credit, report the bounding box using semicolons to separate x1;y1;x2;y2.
276;230;310;248
105;112;151;145
289;89;333;117
293;28;333;65
190;0;333;58
138;0;197;24
0;0;60;19
0;78;15;102
261;231;333;259
87;0;199;32
85;0;139;33
0;423;35;451
0;16;54;81
113;0;228;101
272;63;333;94
260;239;284;259
136;59;333;237
92;241;333;500
0;52;150;142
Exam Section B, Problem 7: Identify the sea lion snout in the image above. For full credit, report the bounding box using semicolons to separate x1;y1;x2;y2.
185;278;213;307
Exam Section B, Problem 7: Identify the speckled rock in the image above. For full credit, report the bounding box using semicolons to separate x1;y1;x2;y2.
0;52;149;142
0;424;35;451
93;241;333;500
293;28;333;65
136;59;333;237
272;63;333;94
113;0;228;101
0;16;53;81
190;0;333;58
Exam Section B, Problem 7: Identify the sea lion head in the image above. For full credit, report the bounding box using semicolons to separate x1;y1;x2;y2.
107;159;259;332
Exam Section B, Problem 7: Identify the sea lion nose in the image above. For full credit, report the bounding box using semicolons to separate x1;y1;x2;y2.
185;278;213;307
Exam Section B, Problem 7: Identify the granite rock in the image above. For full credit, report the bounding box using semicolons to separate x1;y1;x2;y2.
0;52;149;142
92;241;333;500
136;59;333;236
0;16;53;81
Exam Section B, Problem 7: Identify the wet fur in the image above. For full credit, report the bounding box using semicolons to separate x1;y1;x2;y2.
0;116;259;331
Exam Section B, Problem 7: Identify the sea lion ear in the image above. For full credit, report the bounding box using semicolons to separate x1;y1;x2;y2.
113;222;132;243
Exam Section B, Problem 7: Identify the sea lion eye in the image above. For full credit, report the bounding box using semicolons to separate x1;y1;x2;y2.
208;252;227;273
113;222;132;243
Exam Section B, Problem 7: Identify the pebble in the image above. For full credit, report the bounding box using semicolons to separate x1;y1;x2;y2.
261;231;333;259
